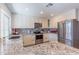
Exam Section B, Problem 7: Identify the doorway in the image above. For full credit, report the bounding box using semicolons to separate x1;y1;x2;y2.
1;12;10;39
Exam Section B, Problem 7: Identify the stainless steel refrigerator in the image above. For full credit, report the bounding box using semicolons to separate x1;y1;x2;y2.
58;21;65;43
58;19;79;48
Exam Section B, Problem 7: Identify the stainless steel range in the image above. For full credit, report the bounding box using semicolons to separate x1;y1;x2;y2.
35;34;43;44
34;23;43;44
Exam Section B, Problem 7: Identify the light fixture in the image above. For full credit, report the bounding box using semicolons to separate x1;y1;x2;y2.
40;11;44;14
46;3;53;7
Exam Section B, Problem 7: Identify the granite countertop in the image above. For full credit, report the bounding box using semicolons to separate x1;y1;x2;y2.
22;32;49;35
22;32;57;35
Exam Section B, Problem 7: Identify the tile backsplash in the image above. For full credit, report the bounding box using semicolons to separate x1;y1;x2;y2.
12;28;58;35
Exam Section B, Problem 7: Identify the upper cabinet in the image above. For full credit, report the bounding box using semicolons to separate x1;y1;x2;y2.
35;19;48;28
42;20;48;28
12;15;48;28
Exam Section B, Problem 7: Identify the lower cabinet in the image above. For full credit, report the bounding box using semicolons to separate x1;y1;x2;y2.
23;34;49;47
48;33;58;41
23;35;35;47
43;34;49;42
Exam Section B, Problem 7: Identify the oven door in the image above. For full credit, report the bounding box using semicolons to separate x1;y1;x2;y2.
35;34;43;44
36;34;43;39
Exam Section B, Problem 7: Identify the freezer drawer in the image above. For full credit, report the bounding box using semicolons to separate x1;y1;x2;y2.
65;39;72;47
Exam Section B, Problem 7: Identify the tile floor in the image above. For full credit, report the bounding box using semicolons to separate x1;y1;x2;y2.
0;37;79;55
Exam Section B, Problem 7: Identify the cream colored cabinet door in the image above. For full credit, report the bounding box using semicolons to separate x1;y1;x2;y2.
42;21;48;28
48;33;58;41
23;35;35;46
43;34;49;42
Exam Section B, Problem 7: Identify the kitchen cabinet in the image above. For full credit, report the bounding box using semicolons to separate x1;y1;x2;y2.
43;34;49;42
42;21;48;28
23;35;35;47
48;33;58;41
22;33;49;47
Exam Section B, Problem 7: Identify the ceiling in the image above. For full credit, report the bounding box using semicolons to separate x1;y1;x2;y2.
6;3;79;18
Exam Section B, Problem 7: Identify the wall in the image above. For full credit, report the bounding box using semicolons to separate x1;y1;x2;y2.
12;14;48;28
50;9;77;28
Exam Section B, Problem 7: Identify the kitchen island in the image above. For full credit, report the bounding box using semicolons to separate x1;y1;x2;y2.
22;33;49;47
